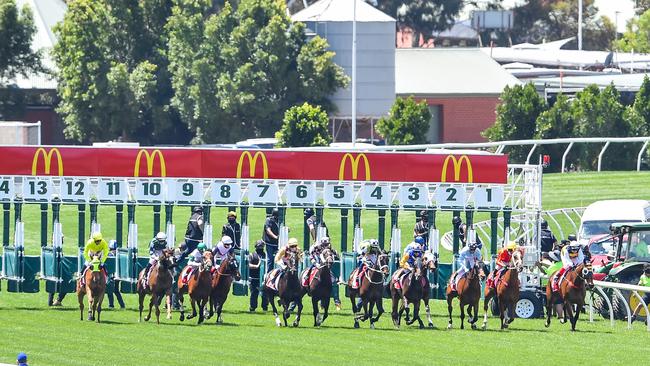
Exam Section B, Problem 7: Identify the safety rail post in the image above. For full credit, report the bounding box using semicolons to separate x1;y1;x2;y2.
490;211;499;256
77;204;85;248
240;203;249;226
202;201;211;225
428;209;436;230
315;203;324;246
378;209;386;250
2;202;10;247
353;204;362;229
51;197;61;226
597;141;611;172
340;208;349;252
278;204;286;226
115;205;124;247
40;202;48;248
153;205;161;237
127;201;136;225
637;141;649;171
561;142;574;173
452;210;461;255
465;208;474;228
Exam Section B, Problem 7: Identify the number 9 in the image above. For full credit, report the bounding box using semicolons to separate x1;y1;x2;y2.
182;183;193;197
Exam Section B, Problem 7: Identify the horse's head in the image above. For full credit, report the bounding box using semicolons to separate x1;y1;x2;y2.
511;250;523;273
378;251;390;275
413;257;423;280
161;249;177;269
423;251;437;272
90;256;102;272
321;248;335;268
580;262;594;289
226;253;241;280
470;262;486;281
287;251;299;274
201;251;213;271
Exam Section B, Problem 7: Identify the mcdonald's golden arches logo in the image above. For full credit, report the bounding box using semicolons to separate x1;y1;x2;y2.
441;155;473;183
31;148;63;176
236;151;269;179
134;149;166;177
338;153;371;181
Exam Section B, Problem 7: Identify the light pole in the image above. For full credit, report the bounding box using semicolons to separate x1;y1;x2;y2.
351;0;357;147
577;0;582;51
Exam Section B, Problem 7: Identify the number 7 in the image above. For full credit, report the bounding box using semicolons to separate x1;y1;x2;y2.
258;184;269;197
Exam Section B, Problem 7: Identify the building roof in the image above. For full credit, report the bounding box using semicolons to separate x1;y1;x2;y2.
432;19;477;40
291;0;395;23
3;0;66;90
535;73;650;91
395;48;521;96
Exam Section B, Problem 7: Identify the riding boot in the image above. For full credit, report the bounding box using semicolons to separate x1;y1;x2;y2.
143;263;153;286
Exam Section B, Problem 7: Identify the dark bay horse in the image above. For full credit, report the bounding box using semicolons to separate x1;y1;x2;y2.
137;249;177;324
77;256;106;322
446;263;485;330
348;251;389;329
178;251;213;324
482;250;523;330
301;248;335;327
264;251;305;327
545;262;593;331
390;257;426;329
207;253;241;324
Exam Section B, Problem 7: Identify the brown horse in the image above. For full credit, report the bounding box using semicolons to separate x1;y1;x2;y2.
545;262;594;331
301;248;335;327
482;250;523;330
137;248;177;324
207;252;241;324
348;251;390;329
178;251;213;324
264;251;305;327
390;256;427;329
446;263;485;330
415;251;437;327
77;256;106;322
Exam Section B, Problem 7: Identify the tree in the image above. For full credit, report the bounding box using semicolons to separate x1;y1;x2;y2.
167;0;348;143
0;0;43;82
534;94;575;172
616;9;650;53
375;0;463;47
53;0;189;144
630;76;650;135
483;83;546;162
376;96;431;145
636;0;650;15
275;103;331;147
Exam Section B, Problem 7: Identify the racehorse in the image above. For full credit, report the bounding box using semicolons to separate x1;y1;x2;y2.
137;248;177;324
207;252;241;324
414;251;438;327
482;250;523;330
77;256;106;323
178;251;213;324
301;248;335;327
390;256;427;329
264;251;305;327
545;262;594;331
446;263;485;330
348;251;390;329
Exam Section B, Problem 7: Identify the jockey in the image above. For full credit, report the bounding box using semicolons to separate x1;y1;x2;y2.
552;241;585;292
453;241;483;291
404;236;426;255
492;241;518;285
81;232;109;279
181;242;207;284
142;232;168;286
275;238;302;271
212;235;234;266
400;242;424;271
358;239;380;268
309;236;332;266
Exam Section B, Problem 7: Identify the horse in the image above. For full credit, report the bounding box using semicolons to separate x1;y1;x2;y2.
207;252;241;324
415;251;438;327
264;251;305;327
178;251;213;324
136;248;177;324
545;262;594;331
348;251;390;329
390;256;427;329
301;248;336;327
482;250;523;330
446;262;485;330
77;256;106;323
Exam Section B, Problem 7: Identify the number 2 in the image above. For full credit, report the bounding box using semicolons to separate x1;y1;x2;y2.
446;187;457;201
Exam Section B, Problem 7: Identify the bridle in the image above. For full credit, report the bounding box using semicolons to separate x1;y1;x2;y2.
364;253;389;284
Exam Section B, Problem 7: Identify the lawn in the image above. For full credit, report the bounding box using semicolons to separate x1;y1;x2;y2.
1;171;650;365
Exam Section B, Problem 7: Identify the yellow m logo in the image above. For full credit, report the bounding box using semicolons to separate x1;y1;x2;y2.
441;155;473;183
134;149;166;177
31;148;63;176
236;151;269;179
338;153;371;181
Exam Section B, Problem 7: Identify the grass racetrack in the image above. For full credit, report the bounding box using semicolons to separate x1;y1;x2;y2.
1;171;650;365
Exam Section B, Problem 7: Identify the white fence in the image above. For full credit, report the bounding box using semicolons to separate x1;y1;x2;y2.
589;280;650;331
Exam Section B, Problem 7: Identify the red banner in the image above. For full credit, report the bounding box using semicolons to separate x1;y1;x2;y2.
0;146;508;184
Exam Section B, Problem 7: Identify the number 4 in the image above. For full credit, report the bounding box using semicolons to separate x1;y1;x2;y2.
0;180;9;194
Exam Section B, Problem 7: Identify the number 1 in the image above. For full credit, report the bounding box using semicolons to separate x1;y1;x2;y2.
486;188;492;202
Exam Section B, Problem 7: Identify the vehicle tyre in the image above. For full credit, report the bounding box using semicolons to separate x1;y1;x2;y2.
515;291;543;319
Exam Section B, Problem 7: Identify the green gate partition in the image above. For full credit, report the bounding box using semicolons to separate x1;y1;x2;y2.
434;263;452;299
115;247;139;293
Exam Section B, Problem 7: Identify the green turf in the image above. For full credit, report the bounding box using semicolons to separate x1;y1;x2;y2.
2;171;650;365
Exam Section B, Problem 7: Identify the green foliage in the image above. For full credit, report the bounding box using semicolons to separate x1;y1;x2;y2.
275;103;331;147
630;76;650;135
376;96;431;145
376;0;463;46
0;0;43;82
511;0;615;50
616;9;650;53
483;83;547;162
534;94;574;172
167;0;348;144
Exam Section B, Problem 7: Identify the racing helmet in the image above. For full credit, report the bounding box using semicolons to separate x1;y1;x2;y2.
541;220;549;229
468;243;478;251
92;232;103;242
320;236;331;245
197;243;207;252
414;236;425;245
156;232;167;242
221;235;233;247
192;206;203;213
506;241;517;251
304;208;314;217
287;237;299;248
108;240;118;251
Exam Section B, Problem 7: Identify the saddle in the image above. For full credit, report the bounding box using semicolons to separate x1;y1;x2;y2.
486;270;505;289
350;266;368;290
265;268;282;291
301;267;319;287
180;266;194;285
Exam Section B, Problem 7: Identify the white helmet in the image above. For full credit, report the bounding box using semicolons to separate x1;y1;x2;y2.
320;236;331;245
156;232;167;241
221;235;233;246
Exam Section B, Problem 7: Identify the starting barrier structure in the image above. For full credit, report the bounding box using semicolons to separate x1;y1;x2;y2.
0;146;542;303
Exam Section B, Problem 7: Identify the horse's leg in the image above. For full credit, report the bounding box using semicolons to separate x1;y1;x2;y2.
267;292;281;327
482;289;494;330
292;298;303;327
499;298;506;330
571;302;581;331
361;299;370;321
206;294;213;320
78;291;84;321
146;293;155;322
87;292;95;321
312;296;320;327
197;298;206;325
178;292;185;322
351;293;361;329
154;294;161;324
415;301;424;329
371;298;384;324
544;287;553;328
96;293;103;323
446;295;454;329
187;297;197;320
322;295;330;326
367;301;375;329
280;299;290;327
460;302;466;330
391;294;400;328
166;292;172;320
